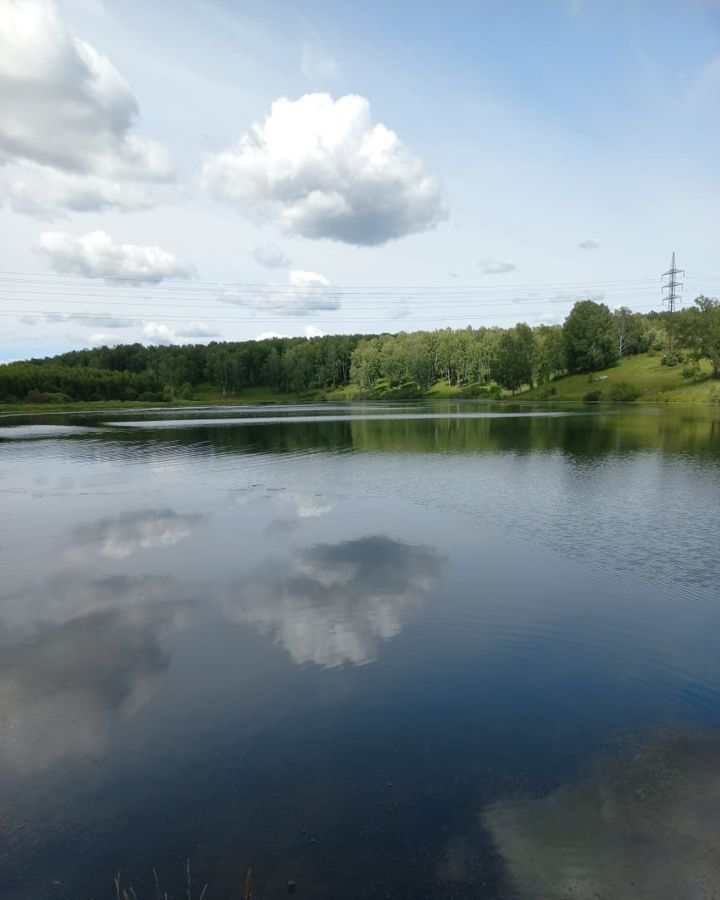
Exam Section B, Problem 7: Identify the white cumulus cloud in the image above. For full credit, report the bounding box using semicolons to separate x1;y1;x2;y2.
255;330;287;341
37;230;193;283
142;322;176;344
0;0;175;213
202;93;447;246
254;325;325;340
88;332;119;347
142;321;219;345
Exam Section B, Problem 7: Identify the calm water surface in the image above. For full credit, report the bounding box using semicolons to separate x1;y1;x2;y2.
1;402;720;899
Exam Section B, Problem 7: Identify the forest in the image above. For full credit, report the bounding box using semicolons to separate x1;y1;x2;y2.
1;297;718;404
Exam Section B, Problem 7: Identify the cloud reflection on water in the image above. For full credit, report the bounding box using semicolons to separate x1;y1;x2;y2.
66;508;204;561
0;574;192;771
223;535;443;669
483;727;720;899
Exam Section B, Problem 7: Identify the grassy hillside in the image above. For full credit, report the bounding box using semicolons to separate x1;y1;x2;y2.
520;353;720;403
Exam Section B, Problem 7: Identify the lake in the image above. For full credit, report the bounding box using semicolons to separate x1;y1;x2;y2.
1;402;720;899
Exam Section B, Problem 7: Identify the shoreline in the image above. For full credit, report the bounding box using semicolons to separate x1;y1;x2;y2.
2;393;719;419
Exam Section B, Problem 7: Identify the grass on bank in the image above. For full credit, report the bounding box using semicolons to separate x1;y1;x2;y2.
519;352;720;403
332;355;720;403
0;384;321;415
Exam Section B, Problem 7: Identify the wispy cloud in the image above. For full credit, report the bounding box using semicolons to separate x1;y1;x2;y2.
252;243;291;270
21;312;140;329
548;289;605;303
223;269;342;317
479;260;517;274
300;44;340;80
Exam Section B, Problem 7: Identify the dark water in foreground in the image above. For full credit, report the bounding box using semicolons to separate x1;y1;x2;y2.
1;402;720;899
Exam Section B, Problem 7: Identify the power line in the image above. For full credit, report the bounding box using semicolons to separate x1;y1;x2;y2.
0;288;665;309
0;269;672;291
0;303;664;325
1;263;715;337
0;284;668;300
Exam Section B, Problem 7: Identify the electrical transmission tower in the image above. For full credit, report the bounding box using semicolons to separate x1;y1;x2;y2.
662;251;685;312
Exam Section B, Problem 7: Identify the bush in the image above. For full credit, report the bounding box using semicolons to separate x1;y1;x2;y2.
608;381;640;402
382;383;423;400
583;389;603;402
24;390;51;403
459;383;501;399
137;391;166;402
661;352;684;367
681;363;707;383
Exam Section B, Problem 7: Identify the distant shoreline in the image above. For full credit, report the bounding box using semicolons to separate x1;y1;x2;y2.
2;351;719;416
1;396;718;419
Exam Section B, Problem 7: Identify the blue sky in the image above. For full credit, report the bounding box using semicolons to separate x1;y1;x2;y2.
0;0;718;358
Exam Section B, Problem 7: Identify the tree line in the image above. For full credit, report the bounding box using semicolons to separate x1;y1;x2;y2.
1;297;718;403
0;334;365;402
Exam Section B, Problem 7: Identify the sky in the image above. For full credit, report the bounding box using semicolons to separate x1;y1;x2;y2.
0;0;718;359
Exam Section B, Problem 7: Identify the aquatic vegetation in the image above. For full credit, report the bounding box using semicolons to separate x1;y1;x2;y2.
111;861;257;900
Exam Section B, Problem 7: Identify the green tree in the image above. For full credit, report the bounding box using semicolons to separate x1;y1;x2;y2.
263;347;283;392
563;300;618;373
613;307;652;357
380;335;408;387
534;324;565;383
490;324;535;394
434;329;456;385
205;345;234;396
471;328;501;384
283;343;314;395
405;332;435;389
350;338;383;389
679;296;720;377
